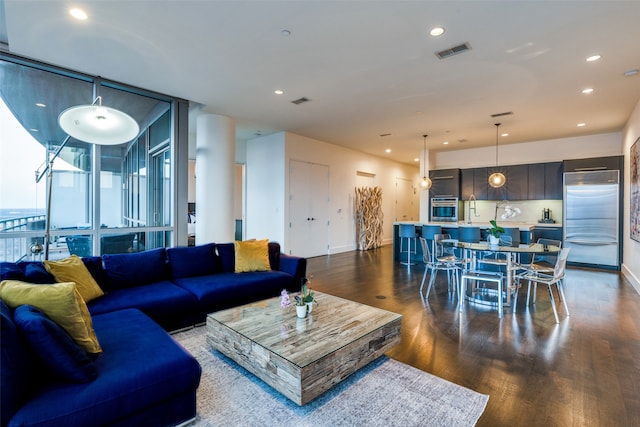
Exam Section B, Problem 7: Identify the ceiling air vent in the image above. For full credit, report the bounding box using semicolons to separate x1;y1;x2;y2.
435;42;471;60
491;111;513;118
291;97;311;105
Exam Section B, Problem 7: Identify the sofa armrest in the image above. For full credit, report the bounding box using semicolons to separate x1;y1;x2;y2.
278;254;307;289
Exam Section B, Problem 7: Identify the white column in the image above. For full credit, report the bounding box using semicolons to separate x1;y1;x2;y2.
195;114;236;243
419;148;430;223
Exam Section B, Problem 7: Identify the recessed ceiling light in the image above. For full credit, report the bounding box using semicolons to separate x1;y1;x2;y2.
385;148;391;153
414;158;420;162
274;89;284;95
35;103;46;107
624;69;639;77
430;27;445;37
586;55;601;62
69;8;88;20
442;141;449;145
577;122;586;127
501;133;509;137
582;88;594;94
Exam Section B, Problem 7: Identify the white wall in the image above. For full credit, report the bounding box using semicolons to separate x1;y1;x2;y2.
433;132;622;169
245;133;286;244
284;132;420;254
622;99;640;292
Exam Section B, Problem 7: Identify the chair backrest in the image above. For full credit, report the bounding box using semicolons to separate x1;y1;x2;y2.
459;226;480;243
434;233;454;257
533;238;562;264
502;228;520;247
498;234;513;247
66;236;92;257
419;237;431;264
399;224;417;239
421;225;442;240
553;248;571;279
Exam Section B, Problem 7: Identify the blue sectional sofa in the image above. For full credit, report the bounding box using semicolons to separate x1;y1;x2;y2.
0;241;307;427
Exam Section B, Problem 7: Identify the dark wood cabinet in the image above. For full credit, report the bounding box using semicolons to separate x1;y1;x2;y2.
563;156;623;173
506;164;528;200
428;169;460;198
466;167;488;200
527;163;545;199
461;169;474;200
544;162;563;199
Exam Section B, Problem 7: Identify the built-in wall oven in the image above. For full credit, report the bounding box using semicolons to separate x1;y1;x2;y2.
430;197;462;222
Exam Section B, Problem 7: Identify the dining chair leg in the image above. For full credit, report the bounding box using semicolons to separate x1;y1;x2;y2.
547;284;560;323
426;270;437;298
526;279;532;306
556;279;570;316
498;278;503;319
419;267;428;297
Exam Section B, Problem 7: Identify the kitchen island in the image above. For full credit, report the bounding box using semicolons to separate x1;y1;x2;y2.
392;221;562;264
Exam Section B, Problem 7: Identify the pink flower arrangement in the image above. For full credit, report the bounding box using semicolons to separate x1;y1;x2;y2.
280;289;291;308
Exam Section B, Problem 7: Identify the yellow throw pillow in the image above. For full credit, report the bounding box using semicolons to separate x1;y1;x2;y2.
0;280;102;354
234;239;271;273
44;255;104;303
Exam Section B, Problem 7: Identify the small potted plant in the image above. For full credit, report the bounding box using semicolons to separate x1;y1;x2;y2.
487;219;504;246
294;295;308;318
301;277;318;313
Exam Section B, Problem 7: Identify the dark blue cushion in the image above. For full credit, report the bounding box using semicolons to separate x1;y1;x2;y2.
268;242;281;271
1;300;35;426
21;262;55;283
216;243;235;273
173;270;295;312
0;262;25;281
13;305;97;383
8;309;201;427
102;248;168;289
81;256;108;289
88;280;199;322
166;243;219;279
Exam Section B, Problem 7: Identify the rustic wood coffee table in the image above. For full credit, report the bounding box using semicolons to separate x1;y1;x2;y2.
206;291;402;405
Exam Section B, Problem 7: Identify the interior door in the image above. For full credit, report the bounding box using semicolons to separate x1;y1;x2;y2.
289;160;329;258
395;177;418;221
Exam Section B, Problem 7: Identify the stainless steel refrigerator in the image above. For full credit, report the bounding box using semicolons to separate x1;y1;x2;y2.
563;170;620;268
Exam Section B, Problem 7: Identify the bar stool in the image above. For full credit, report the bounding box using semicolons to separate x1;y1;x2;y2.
398;223;418;266
421;224;442;262
458;226;480;243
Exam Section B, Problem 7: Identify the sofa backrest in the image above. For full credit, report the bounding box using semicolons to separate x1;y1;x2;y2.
166;243;219;279
102;248;169;290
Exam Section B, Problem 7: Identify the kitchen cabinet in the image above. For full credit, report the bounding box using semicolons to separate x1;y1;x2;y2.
544;162;563;199
429;169;460;198
528;162;562;200
563;156;623;173
506;164;528;200
461;167;488;200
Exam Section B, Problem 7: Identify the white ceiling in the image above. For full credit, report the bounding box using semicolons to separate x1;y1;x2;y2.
3;1;640;165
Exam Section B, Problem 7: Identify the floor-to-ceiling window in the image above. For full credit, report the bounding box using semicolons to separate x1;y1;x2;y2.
0;53;186;262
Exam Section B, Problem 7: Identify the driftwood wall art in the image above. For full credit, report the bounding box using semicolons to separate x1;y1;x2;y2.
355;186;383;250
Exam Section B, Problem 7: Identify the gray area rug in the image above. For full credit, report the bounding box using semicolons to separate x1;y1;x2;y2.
172;326;488;427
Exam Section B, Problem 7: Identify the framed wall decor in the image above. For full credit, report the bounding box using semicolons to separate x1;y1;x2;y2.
631;136;640;242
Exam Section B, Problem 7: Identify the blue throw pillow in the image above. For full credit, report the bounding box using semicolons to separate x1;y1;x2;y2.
22;262;55;283
13;305;98;383
216;243;235;273
0;262;25;281
167;243;219;279
103;248;168;289
1;301;35;423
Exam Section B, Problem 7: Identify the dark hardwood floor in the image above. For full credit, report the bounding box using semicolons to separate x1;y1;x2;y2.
306;245;640;427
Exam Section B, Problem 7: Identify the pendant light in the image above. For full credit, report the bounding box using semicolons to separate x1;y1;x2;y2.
488;123;506;188
58;96;139;145
419;134;432;189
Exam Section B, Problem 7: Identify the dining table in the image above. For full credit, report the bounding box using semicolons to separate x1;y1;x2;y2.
442;240;562;311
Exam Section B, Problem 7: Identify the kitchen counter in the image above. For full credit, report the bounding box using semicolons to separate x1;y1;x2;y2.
393;221;562;231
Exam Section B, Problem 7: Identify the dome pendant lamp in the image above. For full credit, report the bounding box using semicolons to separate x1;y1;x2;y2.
488;123;506;188
58;96;139;145
419;134;432;189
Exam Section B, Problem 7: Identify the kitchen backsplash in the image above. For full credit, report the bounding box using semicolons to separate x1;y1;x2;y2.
461;200;563;224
